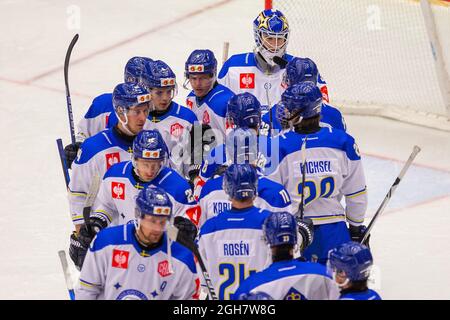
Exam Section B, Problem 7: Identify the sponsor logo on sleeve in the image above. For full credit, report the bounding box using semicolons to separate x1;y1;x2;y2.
240;73;255;89
112;249;129;269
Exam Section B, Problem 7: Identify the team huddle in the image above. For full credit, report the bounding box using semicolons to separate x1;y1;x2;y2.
63;9;381;300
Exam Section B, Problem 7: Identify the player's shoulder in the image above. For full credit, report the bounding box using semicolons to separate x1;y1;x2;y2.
91;224;132;252
103;161;132;179
205;84;234;114
257;176;291;206
76;129;115;164
170;102;198;123
222;52;257;69
170;239;196;273
199;176;223;199
156;167;192;201
340;289;382;300
85;93;114;118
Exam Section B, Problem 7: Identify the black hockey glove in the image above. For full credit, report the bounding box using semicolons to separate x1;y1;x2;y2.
174;216;198;242
69;216;108;270
63;142;82;169
187;164;201;188
349;225;370;248
296;217;314;252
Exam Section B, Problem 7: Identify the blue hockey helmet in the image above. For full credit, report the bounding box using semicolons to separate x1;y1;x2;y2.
222;164;258;200
225;128;259;165
263;211;297;247
253;9;290;63
136;185;173;219
133;130;168;161
124;56;153;83
277;82;322;125
283;57;319;87
226;93;262;129
112;82;151;111
238;292;273;300
327;241;373;282
185;49;218;77
140;59;177;90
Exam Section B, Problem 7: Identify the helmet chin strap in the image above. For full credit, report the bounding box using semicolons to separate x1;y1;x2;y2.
116;110;136;136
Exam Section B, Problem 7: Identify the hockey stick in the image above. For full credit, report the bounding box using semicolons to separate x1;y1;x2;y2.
222;41;229;66
82;174;101;229
361;145;421;244
58;250;75;300
56;138;70;188
64;34;79;145
297;135;308;219
167;224;218;300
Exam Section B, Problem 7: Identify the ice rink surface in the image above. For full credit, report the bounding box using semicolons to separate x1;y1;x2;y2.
0;0;449;299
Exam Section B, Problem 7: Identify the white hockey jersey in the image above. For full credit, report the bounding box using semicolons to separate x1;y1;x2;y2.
91;161;200;227
198;175;293;227
198;206;272;300
267;127;368;226
69;128;137;225
76;224;200;300
185;83;234;142
233;259;340;300
218;52;329;111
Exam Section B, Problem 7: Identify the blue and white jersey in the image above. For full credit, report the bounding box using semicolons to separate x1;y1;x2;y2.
91;161;200;227
267;127;367;226
218;52;329;111
198;206;272;300
198;175;293;227
185;83;233;141
69;128;135;225
261;102;347;137
75;224;200;300
232;259;340;300
76;93;116;141
340;289;382;300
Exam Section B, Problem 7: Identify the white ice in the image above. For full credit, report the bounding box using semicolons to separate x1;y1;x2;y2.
0;0;449;299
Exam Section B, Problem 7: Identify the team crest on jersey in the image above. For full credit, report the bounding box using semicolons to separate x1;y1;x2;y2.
240;73;255;89
284;287;307;300
111;182;125;200
170;123;184;138
105;152;120;170
116;289;148;300
202;110;210;124
112;249;129;269
157;260;171;277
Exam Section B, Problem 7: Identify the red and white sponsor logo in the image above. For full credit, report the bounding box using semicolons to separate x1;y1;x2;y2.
320;85;329;103
111;182;125;200
105;115;110;128
158;260;171;277
170;123;184;138
186;98;194;109
105;152;120;170
202;110;210;124
185;205;201;227
240;73;255;89
112;249;129;269
192;278;200;300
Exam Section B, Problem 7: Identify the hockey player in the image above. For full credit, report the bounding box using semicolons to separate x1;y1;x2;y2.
139;59;198;173
75;186;200;300
195;92;274;194
64;56;152;169
184;49;234;141
218;9;329;112
327;241;381;300
262;57;346;135
233;211;339;300
91;129;199;228
267;82;369;265
198;128;292;227
68;83;151;231
197;164;272;300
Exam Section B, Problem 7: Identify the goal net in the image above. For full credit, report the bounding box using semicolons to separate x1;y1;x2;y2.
270;0;450;131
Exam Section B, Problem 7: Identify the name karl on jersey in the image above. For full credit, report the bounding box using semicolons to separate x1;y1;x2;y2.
213;202;231;215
